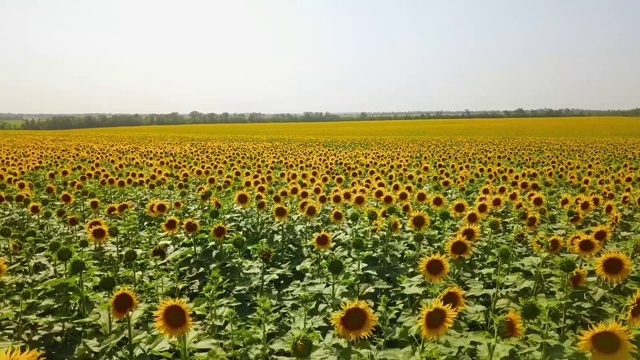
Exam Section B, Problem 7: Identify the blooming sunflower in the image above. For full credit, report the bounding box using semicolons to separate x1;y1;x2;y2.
331;299;377;342
458;223;480;242
313;231;332;250
273;204;289;221
595;251;632;283
573;236;601;258
419;253;449;282
570;268;587;288
183;218;200;234
59;191;74;205
627;289;640;326
547;235;563;254
330;208;344;223
234;190;251;208
0;258;7;277
28;202;42;216
577;321;636;360
449;199;468;217
162;216;180;235
501;309;523;338
211;223;228;241
446;237;472;259
464;210;480;225
110;288;138;320
429;194;446;209
591;225;611;243
0;347;43;360
408;211;430;232
437;286;465;312
418;300;457;339
88;224;109;244
154;298;193;338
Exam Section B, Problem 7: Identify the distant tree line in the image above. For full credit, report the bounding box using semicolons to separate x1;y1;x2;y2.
6;107;640;130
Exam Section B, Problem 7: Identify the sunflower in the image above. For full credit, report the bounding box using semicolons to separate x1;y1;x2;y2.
162;216;180;235
419;253;449;282
449;199;468;217
85;218;106;233
489;195;504;210
110;288;138;320
389;216;402;233
271;204;289;222
559;194;573;209
330;208;344;223
154;200;170;216
547;235;563;254
429;194;446;209
437;286;465;312
211;223;228;241
530;192;546;208
408;211;430;232
88;224;109;244
570;268;587;288
525;213;540;231
577;321;636;360
0;347;43;360
303;202;319;218
28;202;42;215
313;231;332;250
595;251;632;283
154;298;193;338
418;300;457;339
415;190;428;204
88;198;101;212
446;237;472;259
0;258;7;277
458;223;480;242
173;200;184;210
501;309;523;338
353;194;367;208
331;299;377;342
626;289;640;326
464;210;480;225
591;225;611;243
183;218;200;234
234;190;251;208
59;191;74;205
573;236;600;258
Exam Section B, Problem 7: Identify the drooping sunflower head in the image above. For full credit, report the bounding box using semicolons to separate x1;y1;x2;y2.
627;289;640;326
446;236;472;259
547;235;563;254
595;251;632;284
501;309;524;338
331;299;377;342
408;211;430;232
418;299;457;339
437;286;465;312
419;253;449;283
183;218;200;234
162;216;180;235
313;231;332;250
154;298;193;338
110;288;138;320
273;204;289;221
577;321;636;359
569;268;587;288
458;223;480;242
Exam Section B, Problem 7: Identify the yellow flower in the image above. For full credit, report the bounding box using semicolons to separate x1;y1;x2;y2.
577;321;636;360
595;251;632;283
419;253;449;282
418;299;457;339
331;299;377;342
154;298;193;338
110;288;138;320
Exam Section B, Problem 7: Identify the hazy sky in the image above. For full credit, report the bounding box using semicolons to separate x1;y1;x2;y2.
1;0;639;114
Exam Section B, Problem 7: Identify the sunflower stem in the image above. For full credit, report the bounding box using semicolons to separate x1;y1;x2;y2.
180;334;188;360
560;273;568;337
127;313;134;360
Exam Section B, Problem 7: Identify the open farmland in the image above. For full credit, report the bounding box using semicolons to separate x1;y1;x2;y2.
1;117;640;359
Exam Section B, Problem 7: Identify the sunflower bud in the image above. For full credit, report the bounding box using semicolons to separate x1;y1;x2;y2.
352;238;365;250
70;258;85;275
25;229;37;239
108;227;119;237
49;240;61;253
291;337;313;358
56;246;72;262
41;199;50;206
489;218;501;231
367;209;378;221
0;227;11;238
328;259;344;275
521;300;542;321
124;249;137;263
559;259;577;273
498;246;511;262
21;288;32;299
99;276;116;292
413;233;424;243
88;191;96;198
22;197;31;206
232;236;245;249
180;190;188;197
439;210;451;221
210;209;220;219
43;210;52;219
79;239;89;248
349;211;359;222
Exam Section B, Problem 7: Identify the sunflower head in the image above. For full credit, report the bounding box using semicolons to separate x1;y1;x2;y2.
501;309;523;338
437;286;465;312
154;298;193;338
570;268;587;288
419;253;449;282
595;251;632;283
88;224;109;244
446;236;472;259
627;290;640;326
408;211;430;232
330;208;344;223
331;299;377;342
273;204;289;221
313;231;332;250
211;223;228;241
183;218;200;234
162;216;180;235
110;288;138;320
418;299;457;339
0;347;43;360
577;321;636;359
458;223;480;242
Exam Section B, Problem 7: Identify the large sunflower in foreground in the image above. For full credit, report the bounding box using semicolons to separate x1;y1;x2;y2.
0;347;43;360
577;321;636;359
595;251;632;283
154;298;193;338
331;299;377;342
419;253;449;282
110;288;138;320
418;299;457;339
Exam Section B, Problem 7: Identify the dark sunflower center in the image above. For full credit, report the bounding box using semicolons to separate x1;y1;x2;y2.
412;216;426;228
467;213;478;223
478;204;488;213
426;259;444;275
333;212;343;220
306;206;317;216
340;308;367;331
166;219;177;230
425;308;446;329
570;273;583;287
113;293;134;313
605;205;613;213
62;194;71;202
580;201;590;210
631;304;640;318
603;258;624;275
533;198;543;206
164;305;187;329
92;227;106;239
185;222;198;232
461;229;475;240
527;217;537;226
156;204;167;212
417;193;426;201
355;196;365;205
550;239;560;251
316;235;329;246
90;201;99;208
561;199;569;206
275;207;287;217
594;230;607;241
332;195;341;203
433;198;443;206
383;195;392;204
454;204;465;213
493;199;501;206
591;331;621;354
503;319;516;336
213;226;226;238
237;194;248;204
441;293;459;309
451;241;468;255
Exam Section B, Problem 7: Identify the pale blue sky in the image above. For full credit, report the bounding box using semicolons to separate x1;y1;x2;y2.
0;0;638;114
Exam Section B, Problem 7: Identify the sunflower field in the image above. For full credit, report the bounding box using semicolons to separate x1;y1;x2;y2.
1;119;640;359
